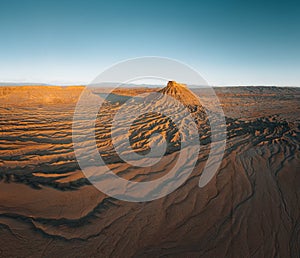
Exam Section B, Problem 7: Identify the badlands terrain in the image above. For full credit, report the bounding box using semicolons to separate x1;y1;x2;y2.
0;82;299;257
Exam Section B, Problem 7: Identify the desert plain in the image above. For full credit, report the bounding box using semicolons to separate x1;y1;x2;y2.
0;82;299;257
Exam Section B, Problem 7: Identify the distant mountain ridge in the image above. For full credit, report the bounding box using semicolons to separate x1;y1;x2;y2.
0;82;52;86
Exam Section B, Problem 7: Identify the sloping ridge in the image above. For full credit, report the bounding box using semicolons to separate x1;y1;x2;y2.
159;81;202;108
95;81;208;161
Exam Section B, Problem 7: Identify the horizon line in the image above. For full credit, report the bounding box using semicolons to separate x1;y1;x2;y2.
0;81;299;88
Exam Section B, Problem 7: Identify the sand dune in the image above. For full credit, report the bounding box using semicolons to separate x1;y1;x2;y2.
0;84;299;257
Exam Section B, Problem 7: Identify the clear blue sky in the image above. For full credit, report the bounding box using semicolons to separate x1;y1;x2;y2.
0;0;299;86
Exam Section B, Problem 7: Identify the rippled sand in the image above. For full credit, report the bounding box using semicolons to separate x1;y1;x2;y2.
0;85;299;257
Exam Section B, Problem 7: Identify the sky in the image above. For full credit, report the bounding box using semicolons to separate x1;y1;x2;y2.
0;0;299;86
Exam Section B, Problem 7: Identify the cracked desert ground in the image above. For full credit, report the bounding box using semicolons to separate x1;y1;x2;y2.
0;83;299;257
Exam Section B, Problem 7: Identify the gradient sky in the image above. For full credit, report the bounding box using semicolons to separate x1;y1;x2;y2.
0;0;299;86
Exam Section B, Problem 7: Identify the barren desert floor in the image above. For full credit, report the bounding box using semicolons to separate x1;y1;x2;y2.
0;84;299;257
